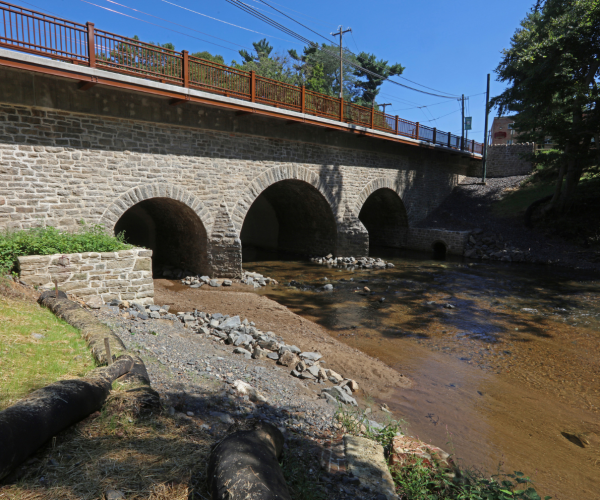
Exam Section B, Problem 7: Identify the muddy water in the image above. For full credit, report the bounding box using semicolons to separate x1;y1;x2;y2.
243;253;600;500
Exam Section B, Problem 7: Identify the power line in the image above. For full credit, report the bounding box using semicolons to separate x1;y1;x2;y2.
80;0;246;53
422;109;461;123
103;0;251;50
223;0;459;99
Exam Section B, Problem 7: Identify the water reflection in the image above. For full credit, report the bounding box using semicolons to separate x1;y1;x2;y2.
243;250;600;499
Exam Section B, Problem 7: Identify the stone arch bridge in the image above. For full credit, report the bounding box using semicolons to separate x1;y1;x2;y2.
0;50;479;277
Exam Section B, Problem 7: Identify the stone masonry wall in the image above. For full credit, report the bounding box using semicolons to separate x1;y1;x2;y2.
0;102;469;276
467;143;535;178
17;248;154;304
406;228;470;256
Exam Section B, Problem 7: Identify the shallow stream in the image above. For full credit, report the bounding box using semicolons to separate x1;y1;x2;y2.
243;251;600;499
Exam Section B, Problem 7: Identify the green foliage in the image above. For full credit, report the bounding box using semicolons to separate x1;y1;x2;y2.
190;50;225;65
392;462;550;500
491;0;600;213
0;224;133;274
353;52;404;105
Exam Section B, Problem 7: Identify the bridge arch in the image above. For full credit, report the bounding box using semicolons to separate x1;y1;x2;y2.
356;179;409;250
100;184;213;274
233;167;339;259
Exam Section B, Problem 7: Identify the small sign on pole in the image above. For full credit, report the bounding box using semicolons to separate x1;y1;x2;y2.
464;117;472;131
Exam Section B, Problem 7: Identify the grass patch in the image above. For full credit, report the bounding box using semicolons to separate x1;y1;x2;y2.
0;224;133;274
0;293;96;410
492;180;556;218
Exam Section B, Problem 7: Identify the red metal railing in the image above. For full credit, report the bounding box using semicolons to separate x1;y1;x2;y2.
0;0;482;155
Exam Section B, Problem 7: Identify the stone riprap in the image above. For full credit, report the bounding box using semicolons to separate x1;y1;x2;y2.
17;248;154;304
311;255;395;269
467;143;535;178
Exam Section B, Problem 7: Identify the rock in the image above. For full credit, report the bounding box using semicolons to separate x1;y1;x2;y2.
149;311;160;319
323;284;333;291
209;280;221;287
148;305;160;311
363;287;371;292
300;352;322;362
183;314;195;323
86;295;103;309
218;316;241;330
327;369;343;384
190;283;202;288
30;333;45;340
232;380;268;403
299;371;316;380
252;346;267;360
521;308;538;314
258;339;279;351
287;345;301;354
444;304;455;309
200;276;211;283
233;347;252;356
295;360;307;372
277;351;299;367
138;313;149;321
119;301;130;309
210;319;220;328
322;386;357;406
105;490;125;500
267;352;280;361
562;431;592;448
222;280;233;286
186;411;194;417
322;392;338;406
343;379;359;392
212;313;224;320
131;302;145;313
290;370;301;378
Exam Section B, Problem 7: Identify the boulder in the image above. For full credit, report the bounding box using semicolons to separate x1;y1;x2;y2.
277;351;299;367
300;352;322;362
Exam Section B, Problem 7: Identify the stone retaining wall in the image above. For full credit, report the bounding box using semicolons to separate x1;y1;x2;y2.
407;228;470;255
467;143;535;178
17;248;154;304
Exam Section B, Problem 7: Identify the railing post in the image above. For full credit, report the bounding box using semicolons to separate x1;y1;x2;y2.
433;127;437;145
250;70;256;103
370;105;375;129
471;139;475;152
301;85;305;114
395;115;399;135
415;122;420;140
182;50;189;88
340;97;344;123
448;133;451;148
86;22;96;68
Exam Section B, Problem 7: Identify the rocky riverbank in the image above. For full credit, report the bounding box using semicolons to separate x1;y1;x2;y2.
91;301;398;499
418;176;600;270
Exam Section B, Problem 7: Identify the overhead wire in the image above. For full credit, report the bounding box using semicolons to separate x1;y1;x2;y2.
79;0;246;53
222;0;459;99
103;0;251;50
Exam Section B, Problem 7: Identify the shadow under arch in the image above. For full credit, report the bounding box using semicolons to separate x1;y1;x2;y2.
358;187;409;251
240;179;338;261
100;184;212;275
114;198;209;274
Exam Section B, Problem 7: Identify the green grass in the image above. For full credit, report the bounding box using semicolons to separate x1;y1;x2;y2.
0;223;133;274
492;180;556;218
0;293;96;410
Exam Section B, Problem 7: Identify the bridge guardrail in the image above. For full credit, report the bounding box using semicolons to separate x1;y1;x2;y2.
0;0;483;155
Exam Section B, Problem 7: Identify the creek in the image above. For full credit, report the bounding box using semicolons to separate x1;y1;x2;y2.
243;251;600;500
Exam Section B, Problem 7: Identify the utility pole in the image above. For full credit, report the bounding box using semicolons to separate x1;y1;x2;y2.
380;103;392;113
482;73;491;183
331;26;352;99
461;94;465;150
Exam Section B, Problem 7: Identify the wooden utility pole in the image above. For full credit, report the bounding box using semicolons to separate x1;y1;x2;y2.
482;73;491;183
331;26;352;99
461;94;465;150
380;103;392;114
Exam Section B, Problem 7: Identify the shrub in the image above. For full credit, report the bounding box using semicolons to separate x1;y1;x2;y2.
0;224;133;274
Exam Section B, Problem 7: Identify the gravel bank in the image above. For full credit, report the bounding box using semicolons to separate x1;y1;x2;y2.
92;305;398;500
417;176;600;271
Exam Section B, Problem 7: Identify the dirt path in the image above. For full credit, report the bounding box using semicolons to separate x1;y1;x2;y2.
154;279;410;400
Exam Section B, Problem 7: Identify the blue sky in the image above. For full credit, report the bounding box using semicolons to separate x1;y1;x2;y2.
21;0;531;141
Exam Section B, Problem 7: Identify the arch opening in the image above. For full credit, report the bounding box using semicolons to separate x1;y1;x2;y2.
358;188;409;252
432;241;447;260
240;179;337;261
114;197;208;274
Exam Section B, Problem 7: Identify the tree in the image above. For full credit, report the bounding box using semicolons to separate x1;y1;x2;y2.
491;0;600;214
234;39;300;84
353;52;404;106
191;50;225;65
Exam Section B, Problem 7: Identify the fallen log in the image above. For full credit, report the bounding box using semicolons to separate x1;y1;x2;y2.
207;422;292;500
0;355;134;480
